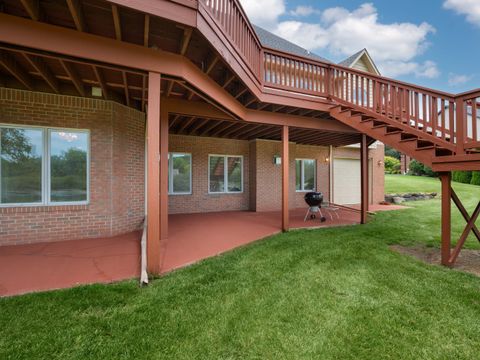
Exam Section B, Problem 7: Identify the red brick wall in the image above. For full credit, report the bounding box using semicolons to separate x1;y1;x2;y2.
168;135;250;214
251;140;331;211
0;88;145;246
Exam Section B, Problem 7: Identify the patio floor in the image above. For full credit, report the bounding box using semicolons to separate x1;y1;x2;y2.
0;206;399;297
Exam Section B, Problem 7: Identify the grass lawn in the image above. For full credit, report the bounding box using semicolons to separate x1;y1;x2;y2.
1;176;479;359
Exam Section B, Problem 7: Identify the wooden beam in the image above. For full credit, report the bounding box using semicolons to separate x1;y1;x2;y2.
147;72;161;274
143;14;150;47
177;116;196;133
245;97;257;107
169;114;181;129
20;0;39;21
235;87;248;99
210;121;236;137
0;51;33;90
180;27;193;55
66;0;86;32
282;125;289;231
111;5;122;41
122;71;130;106
60;59;85;96
23;54;59;93
223;74;235;88
141;74;146;111
92;65;108;99
205;55;219;75
360;134;369;224
188;118;209;135
159;105;169;241
440;172;452;266
166;80;174;97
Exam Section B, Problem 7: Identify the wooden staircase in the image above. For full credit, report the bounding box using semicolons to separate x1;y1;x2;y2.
328;99;480;172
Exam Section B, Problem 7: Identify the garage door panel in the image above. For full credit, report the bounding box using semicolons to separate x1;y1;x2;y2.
333;159;372;205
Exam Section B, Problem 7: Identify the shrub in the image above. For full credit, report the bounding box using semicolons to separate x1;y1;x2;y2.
384;156;401;174
452;171;472;184
385;146;401;160
470;171;480;186
408;160;438;177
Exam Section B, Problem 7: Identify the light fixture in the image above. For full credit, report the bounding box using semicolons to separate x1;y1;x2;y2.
91;86;102;97
273;155;282;165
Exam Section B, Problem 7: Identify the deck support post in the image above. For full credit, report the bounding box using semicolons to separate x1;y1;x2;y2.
146;71;163;275
282;125;289;232
439;172;452;266
360;134;369;224
160;101;169;241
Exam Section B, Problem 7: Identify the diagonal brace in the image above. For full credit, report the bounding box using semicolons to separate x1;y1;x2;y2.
451;189;480;242
449;200;480;265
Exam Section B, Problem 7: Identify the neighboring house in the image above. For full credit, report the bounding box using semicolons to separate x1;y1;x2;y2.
0;0;476;279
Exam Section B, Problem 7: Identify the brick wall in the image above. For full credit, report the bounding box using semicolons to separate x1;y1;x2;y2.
0;88;145;246
168;134;250;214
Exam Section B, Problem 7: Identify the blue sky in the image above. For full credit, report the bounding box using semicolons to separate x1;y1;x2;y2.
240;0;480;93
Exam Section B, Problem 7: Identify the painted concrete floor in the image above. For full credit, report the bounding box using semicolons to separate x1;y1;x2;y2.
0;206;404;297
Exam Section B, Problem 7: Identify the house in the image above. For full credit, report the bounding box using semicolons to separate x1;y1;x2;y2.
0;0;478;294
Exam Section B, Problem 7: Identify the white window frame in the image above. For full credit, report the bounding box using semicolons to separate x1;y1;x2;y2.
168;152;192;195
208;154;243;194
295;158;316;192
0;123;90;207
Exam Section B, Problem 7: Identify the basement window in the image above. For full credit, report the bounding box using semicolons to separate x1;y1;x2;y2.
208;155;243;194
296;159;316;192
168;153;192;195
0;125;89;206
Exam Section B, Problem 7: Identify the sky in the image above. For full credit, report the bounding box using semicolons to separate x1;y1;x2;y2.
239;0;480;94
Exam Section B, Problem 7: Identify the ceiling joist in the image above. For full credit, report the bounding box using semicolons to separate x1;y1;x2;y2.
0;51;33;90
66;0;86;32
23;54;59;93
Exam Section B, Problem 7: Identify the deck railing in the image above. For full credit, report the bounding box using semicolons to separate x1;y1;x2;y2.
199;0;262;79
198;0;478;154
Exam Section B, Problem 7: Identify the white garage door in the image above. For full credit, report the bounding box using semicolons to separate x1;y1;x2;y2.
333;158;372;205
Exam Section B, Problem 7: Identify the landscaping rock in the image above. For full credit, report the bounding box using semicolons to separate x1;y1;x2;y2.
384;192;437;204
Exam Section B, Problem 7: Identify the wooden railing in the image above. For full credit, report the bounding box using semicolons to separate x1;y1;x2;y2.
456;90;480;151
263;49;330;97
330;66;457;149
197;0;478;154
199;0;262;79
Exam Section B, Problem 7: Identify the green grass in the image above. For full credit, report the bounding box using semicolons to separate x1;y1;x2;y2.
0;175;479;359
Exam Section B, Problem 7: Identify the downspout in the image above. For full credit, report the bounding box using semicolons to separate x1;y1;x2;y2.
140;111;149;285
329;145;333;203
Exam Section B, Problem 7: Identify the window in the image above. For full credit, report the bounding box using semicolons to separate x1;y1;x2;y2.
295;159;316;192
208;155;243;193
0;125;89;206
168;153;191;195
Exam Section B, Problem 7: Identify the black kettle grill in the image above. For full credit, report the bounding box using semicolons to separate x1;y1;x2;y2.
304;192;326;222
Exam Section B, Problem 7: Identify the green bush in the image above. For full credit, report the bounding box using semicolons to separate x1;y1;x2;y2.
384;156;401;174
385;146;401;160
470;171;480;186
452;171;473;184
408;160;438;177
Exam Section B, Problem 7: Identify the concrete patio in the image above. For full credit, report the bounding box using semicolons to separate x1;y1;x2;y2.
0;206;396;297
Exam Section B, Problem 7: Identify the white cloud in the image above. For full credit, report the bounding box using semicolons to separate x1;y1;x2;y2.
448;73;473;86
379;60;440;79
290;6;320;17
240;1;438;78
444;0;480;27
239;0;285;28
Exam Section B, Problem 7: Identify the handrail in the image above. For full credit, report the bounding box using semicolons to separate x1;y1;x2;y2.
198;0;478;154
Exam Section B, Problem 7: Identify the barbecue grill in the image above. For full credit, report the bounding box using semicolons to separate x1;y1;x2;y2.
304;192;326;222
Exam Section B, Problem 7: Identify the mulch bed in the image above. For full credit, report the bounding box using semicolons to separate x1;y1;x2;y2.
391;245;480;277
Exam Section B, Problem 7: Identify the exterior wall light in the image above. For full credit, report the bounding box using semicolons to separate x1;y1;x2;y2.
273;155;282;165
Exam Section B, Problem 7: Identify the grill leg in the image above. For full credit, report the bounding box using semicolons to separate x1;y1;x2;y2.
304;208;311;222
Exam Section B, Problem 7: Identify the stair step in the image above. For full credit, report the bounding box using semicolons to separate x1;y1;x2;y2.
385;127;403;135
399;136;418;143
360;117;376;123
372;121;387;128
417;140;434;148
436;147;454;156
416;145;435;151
